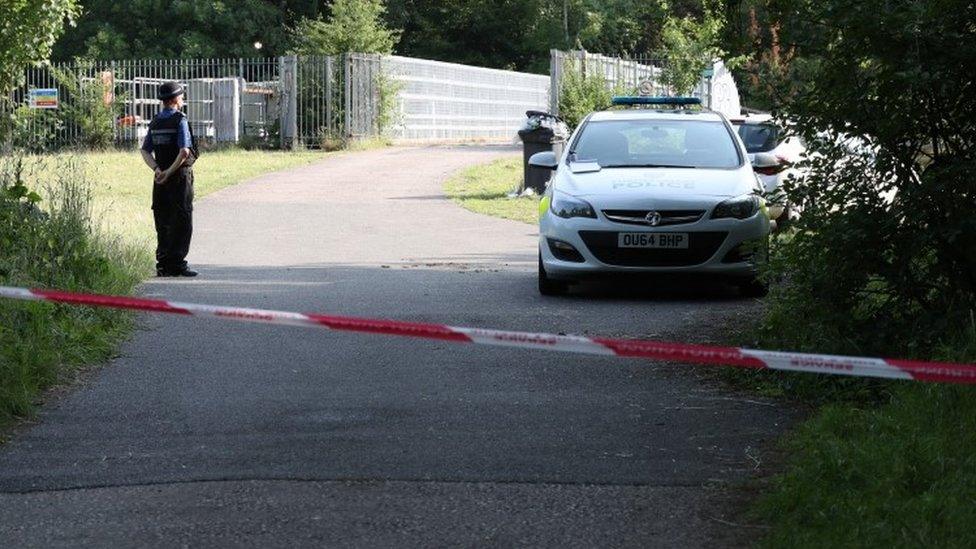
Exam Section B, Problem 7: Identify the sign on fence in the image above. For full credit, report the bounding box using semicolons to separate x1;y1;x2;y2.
28;88;59;109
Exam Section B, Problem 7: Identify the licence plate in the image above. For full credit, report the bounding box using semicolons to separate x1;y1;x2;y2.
617;232;689;249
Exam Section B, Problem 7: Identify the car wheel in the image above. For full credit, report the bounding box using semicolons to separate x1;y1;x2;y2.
538;254;568;296
738;276;769;298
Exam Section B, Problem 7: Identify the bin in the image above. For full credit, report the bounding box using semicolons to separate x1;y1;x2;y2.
517;111;568;194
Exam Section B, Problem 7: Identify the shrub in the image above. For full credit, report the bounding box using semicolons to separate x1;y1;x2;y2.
50;65;121;150
0;153;144;422
558;61;620;130
757;0;976;360
376;68;403;136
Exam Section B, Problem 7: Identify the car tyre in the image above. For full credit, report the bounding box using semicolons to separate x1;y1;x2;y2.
538;254;569;296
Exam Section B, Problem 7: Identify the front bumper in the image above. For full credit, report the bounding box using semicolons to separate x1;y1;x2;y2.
539;209;770;280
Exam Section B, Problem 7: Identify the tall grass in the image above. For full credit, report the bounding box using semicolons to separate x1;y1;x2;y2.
748;303;976;546
0;154;146;423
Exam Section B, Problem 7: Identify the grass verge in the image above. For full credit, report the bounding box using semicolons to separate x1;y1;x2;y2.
756;381;976;547
736;308;976;546
25;148;327;251
443;155;539;224
0;148;328;429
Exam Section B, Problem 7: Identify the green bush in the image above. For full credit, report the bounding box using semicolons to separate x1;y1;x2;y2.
3;104;63;153
376;68;403;136
741;2;976;543
50;65;120;150
0;154;145;422
757;0;975;361
557;62;616;130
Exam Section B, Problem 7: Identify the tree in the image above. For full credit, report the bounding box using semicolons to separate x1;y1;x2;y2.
657;0;739;94
50;0;317;60
577;0;669;57
291;0;400;55
384;0;563;72
753;0;976;356
0;0;79;93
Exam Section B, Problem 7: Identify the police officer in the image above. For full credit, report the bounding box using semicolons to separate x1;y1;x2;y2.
140;82;198;277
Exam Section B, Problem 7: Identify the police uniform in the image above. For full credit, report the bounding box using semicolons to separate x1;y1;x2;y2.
141;83;197;276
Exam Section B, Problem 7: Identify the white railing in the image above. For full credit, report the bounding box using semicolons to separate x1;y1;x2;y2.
382;55;550;141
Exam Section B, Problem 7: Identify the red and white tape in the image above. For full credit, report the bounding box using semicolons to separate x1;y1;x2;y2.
2;285;975;384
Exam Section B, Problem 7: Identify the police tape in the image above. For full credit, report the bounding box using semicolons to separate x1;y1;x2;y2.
2;285;975;385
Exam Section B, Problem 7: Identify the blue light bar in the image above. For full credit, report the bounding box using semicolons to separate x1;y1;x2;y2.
611;96;702;106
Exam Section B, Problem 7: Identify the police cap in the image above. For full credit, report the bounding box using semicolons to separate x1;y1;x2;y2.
157;82;185;101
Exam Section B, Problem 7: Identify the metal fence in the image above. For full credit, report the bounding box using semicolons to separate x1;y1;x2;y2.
8;55;377;150
549;49;727;116
11;58;282;150
382;55;550;141
8;51;738;150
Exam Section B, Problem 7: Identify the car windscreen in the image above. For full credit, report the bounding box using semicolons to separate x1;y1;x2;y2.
570;119;741;169
736;123;781;153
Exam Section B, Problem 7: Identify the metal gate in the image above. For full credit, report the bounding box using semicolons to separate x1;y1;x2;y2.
8;58;282;151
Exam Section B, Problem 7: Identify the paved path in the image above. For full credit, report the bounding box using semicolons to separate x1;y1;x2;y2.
0;146;793;547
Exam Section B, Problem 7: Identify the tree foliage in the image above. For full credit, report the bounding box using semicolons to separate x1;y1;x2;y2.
0;0;79;93
658;0;740;94
50;0;319;60
755;0;976;357
291;0;400;56
47;0;717;75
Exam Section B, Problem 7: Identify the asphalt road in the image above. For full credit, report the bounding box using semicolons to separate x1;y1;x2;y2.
0;146;794;547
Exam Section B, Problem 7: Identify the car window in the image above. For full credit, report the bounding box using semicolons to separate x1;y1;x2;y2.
737;123;781;153
571;119;741;169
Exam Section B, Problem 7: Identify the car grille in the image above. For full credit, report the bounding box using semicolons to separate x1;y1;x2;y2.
579;231;728;267
601;209;706;227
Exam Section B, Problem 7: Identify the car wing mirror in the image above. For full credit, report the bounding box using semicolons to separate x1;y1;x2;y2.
528;151;559;170
751;152;780;170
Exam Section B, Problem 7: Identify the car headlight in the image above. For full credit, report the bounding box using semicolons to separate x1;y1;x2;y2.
550;191;596;219
712;194;761;220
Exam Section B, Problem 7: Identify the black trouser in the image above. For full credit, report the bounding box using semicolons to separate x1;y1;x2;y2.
152;168;194;273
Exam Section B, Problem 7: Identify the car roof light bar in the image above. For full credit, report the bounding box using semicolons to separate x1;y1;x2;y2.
611;96;703;106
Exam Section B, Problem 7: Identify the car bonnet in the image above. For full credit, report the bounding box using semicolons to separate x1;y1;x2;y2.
555;166;753;202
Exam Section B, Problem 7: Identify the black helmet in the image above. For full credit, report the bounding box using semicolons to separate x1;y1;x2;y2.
157;82;185;101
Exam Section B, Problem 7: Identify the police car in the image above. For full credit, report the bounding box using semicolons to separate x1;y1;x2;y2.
530;96;773;296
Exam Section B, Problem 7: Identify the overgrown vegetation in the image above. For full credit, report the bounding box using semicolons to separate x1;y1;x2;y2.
657;0;742;94
756;0;975;360
719;0;976;545
0;0;78;92
376;69;404;136
0;147;327;425
443;156;537;224
558;61;627;130
291;0;400;57
50;64;122;150
0;154;144;423
291;0;402;142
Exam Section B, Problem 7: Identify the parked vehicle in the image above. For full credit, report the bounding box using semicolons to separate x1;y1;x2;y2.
531;97;772;297
730;112;806;224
